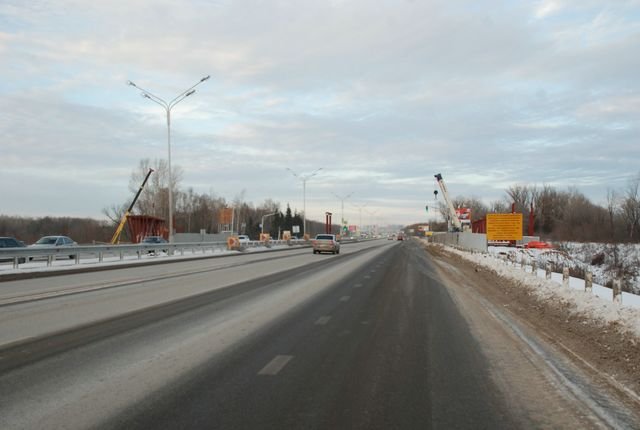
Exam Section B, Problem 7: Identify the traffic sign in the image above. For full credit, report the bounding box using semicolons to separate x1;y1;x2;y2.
486;213;523;241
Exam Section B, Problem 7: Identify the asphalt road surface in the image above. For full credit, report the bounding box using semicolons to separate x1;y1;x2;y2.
1;239;637;429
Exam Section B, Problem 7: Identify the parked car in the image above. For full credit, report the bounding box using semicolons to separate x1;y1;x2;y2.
237;235;250;244
312;234;340;255
142;236;168;254
0;237;27;264
30;235;78;259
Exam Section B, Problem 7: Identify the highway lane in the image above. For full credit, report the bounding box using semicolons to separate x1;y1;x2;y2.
0;241;374;346
1;239;637;429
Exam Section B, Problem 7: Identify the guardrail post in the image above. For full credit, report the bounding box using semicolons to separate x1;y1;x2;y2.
545;264;552;280
613;279;622;305
47;255;53;267
13;257;19;269
562;267;570;288
119;250;124;261
520;258;525;271
531;260;536;275
585;271;593;293
137;250;141;260
75;254;80;264
180;248;184;256
98;252;104;263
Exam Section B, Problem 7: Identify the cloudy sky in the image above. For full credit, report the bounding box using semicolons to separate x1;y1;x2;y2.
1;0;639;227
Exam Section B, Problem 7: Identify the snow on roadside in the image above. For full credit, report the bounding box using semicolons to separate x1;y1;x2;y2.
434;244;640;339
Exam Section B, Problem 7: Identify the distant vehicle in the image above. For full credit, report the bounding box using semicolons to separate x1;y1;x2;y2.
142;236;168;244
0;237;27;264
397;233;405;241
142;236;168;254
30;235;77;259
237;235;250;244
312;234;340;255
387;234;395;240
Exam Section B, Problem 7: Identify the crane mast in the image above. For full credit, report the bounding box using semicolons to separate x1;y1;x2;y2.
434;173;463;232
110;168;154;244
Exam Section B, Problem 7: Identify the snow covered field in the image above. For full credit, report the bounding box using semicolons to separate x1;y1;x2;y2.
439;244;640;339
488;243;640;294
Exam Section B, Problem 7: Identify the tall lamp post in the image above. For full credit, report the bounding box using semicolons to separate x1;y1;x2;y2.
352;202;367;235
332;192;353;235
127;75;210;243
261;212;279;235
287;167;322;238
365;208;379;236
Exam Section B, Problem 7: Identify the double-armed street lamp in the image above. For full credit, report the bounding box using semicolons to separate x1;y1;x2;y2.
365;208;379;236
261;212;279;235
127;75;210;243
352;202;367;235
332;191;353;234
286;167;323;237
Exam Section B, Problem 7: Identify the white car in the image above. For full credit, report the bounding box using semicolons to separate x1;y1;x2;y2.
237;235;250;244
29;235;78;259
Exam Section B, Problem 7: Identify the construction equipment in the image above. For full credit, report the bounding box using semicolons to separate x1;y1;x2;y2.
434;173;469;232
110;168;154;244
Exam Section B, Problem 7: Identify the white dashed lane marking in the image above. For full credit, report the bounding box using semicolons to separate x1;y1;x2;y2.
353;283;363;288
340;296;351;302
258;355;293;375
315;316;332;325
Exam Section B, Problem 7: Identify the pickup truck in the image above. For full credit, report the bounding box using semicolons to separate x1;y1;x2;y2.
312;234;340;255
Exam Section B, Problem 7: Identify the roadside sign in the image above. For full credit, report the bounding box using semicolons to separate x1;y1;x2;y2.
292;225;300;233
486;213;523;241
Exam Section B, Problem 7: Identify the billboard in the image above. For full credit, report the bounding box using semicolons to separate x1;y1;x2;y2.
219;208;234;225
486;213;523;241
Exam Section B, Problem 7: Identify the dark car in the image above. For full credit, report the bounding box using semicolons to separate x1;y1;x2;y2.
142;236;168;254
0;237;27;264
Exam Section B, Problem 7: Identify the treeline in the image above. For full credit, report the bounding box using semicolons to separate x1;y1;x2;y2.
1;158;337;244
101;159;337;241
440;172;640;243
0;215;113;244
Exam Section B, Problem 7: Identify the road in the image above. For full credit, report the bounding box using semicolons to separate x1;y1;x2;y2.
1;239;638;429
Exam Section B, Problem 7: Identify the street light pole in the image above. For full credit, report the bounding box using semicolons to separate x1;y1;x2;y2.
261;212;279;235
287;167;322;238
365;208;379;236
352;202;367;235
127;75;210;243
332;192;353;234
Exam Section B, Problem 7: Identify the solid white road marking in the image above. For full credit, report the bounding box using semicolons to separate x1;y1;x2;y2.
315;316;332;325
258;355;293;375
340;296;351;302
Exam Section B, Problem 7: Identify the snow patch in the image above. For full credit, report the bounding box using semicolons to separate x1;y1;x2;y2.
436;244;640;339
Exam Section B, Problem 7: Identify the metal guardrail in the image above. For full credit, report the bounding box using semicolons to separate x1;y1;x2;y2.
0;239;311;269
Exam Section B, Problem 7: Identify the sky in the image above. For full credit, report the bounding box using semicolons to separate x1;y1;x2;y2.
1;0;639;227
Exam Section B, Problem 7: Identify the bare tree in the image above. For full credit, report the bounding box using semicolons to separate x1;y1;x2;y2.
621;172;640;240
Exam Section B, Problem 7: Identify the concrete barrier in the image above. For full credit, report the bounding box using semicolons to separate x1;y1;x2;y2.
430;232;487;253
